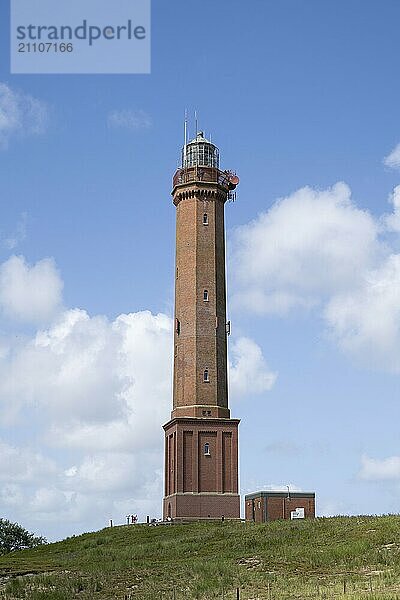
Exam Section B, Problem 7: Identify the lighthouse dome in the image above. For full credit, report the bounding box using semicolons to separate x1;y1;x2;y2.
183;131;220;169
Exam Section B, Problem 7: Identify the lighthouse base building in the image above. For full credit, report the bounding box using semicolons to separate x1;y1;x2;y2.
163;417;240;520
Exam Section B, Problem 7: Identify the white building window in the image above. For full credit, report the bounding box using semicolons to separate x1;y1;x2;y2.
203;213;208;225
204;443;210;456
203;290;209;301
203;368;209;382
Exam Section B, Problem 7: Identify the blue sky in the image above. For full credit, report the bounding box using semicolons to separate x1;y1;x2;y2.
1;0;400;540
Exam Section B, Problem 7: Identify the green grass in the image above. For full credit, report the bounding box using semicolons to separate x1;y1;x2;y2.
0;515;400;599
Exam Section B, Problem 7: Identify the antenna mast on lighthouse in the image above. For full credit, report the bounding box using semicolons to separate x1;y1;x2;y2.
183;110;188;168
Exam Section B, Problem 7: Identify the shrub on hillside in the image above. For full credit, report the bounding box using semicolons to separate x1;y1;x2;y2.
0;518;46;554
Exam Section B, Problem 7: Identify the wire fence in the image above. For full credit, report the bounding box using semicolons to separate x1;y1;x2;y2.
120;579;400;600
1;573;399;599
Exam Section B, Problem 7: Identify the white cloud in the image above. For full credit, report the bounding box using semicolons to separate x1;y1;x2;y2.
62;451;161;495
0;308;172;431
359;455;400;481
30;487;71;514
0;440;56;483
0;83;48;149
51;421;137;452
231;181;400;371
231;182;381;315
0;255;63;323
107;109;152;131
384;185;400;232
265;484;302;492
325;254;400;371
229;337;277;399
383;143;400;170
0;305;172;535
318;499;349;517
244;483;302;493
0;484;24;508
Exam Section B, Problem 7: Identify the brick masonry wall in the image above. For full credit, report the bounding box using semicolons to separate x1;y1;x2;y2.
267;496;315;521
245;495;316;522
164;493;240;520
164;169;240;521
163;417;240;519
172;185;229;418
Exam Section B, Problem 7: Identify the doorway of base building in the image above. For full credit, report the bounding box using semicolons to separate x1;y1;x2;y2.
167;503;171;519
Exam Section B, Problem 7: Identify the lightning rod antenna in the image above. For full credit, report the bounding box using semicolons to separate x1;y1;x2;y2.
183;109;188;168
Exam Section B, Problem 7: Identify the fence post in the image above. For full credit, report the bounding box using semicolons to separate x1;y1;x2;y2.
236;588;240;600
343;579;346;594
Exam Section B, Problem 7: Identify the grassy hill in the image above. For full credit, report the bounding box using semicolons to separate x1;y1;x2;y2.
0;516;400;599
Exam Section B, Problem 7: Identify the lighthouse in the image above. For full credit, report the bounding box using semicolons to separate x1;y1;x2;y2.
163;127;240;520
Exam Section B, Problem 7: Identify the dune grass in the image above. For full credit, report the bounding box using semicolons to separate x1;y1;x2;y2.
0;515;400;599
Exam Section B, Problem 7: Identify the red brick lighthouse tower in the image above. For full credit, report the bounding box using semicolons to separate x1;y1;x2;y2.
163;126;240;520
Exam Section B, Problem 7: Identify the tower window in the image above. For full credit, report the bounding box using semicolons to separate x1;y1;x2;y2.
203;368;209;382
203;213;208;225
176;319;181;335
204;443;210;456
203;290;209;302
